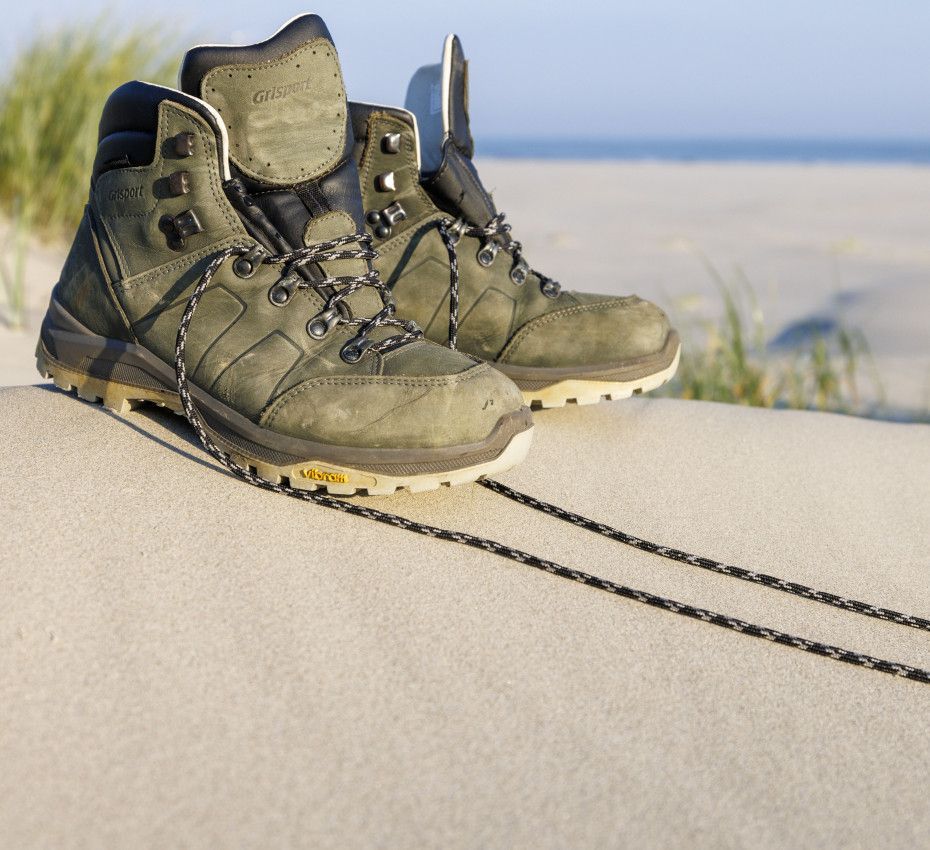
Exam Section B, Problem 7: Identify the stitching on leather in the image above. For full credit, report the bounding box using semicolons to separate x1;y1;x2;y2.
262;362;491;427
499;300;625;362
359;112;437;237
99;102;243;281
98;215;129;281
202;39;345;185
114;237;243;292
93;165;161;222
87;211;137;341
161;103;241;233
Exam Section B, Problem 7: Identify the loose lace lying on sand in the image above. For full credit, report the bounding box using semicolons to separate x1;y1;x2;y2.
479;480;930;632
175;244;930;687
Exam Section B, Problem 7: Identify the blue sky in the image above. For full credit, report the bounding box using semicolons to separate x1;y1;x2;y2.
2;1;928;139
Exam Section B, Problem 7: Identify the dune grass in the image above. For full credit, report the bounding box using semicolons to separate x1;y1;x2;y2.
661;258;884;416
0;20;180;327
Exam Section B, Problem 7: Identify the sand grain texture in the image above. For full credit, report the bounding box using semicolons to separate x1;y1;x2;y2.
1;386;929;848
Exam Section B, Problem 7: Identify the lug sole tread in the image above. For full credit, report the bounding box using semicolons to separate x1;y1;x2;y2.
521;345;681;410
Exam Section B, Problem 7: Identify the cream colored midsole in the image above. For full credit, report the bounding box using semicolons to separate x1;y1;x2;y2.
234;427;534;496
522;344;681;408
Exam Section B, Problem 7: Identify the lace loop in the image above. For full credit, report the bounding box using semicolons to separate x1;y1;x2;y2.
437;213;561;349
262;233;421;355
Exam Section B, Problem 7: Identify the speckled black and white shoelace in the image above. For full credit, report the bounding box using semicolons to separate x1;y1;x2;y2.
437;213;560;350
250;233;422;358
173;243;930;686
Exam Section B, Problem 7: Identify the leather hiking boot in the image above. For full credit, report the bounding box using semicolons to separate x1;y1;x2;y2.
349;35;680;408
36;16;532;495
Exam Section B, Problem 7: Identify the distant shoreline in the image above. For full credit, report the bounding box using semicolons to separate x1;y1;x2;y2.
477;138;930;164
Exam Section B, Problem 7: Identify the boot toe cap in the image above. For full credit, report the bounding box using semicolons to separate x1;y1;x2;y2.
500;295;673;369
260;361;526;450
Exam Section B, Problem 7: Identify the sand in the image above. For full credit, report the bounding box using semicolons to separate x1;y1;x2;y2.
2;384;929;848
2;162;929;845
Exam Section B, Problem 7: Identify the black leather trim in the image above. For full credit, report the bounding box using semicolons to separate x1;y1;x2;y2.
349;102;417;142
179;14;332;98
97;80;226;147
349;102;411;170
348;101;378;144
317;158;366;227
92;131;156;181
423;139;496;224
93;81;229;186
233;155;365;243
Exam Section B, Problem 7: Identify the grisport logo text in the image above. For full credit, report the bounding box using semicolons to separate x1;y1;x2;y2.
299;467;349;484
107;185;145;202
252;78;314;104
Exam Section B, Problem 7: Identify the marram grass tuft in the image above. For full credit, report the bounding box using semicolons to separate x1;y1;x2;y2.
0;20;180;326
661;256;885;416
0;20;180;238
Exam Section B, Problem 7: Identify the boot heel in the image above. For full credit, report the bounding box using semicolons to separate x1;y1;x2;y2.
36;338;183;415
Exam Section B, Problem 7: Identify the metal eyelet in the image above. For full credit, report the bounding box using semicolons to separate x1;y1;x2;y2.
375;171;396;192
443;219;465;245
541;279;562;299
268;274;299;306
167;170;191;196
382;201;407;226
158;209;203;250
173;133;195;157
510;259;530;286
233;245;267;278
367;202;407;241
306;307;340;339
477;241;500;267
340;335;374;364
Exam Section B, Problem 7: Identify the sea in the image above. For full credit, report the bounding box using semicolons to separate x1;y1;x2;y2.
478;138;930;164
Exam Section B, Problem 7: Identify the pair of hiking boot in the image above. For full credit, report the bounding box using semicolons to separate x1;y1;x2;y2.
37;14;680;495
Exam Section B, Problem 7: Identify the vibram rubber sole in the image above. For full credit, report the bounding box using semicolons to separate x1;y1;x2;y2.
496;332;681;409
36;301;534;496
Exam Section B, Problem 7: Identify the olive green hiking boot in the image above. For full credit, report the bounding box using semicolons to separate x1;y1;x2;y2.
349;35;680;408
36;16;532;495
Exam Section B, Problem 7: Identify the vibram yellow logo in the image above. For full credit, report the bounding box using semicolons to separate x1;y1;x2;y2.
299;467;349;484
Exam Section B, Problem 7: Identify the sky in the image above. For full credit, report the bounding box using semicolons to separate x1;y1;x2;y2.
2;0;928;140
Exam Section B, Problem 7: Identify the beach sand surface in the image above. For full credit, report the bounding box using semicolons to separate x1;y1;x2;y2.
2;385;929;848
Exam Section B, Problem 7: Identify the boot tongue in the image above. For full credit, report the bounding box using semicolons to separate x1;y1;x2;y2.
180;14;349;188
404;35;496;225
180;15;380;315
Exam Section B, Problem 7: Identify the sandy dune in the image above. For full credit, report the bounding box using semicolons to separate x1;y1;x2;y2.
2;385;929;848
2;162;929;846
